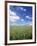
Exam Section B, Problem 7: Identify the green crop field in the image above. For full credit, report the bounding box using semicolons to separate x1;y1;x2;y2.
10;25;32;40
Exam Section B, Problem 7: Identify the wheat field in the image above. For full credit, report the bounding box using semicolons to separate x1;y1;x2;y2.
10;25;32;40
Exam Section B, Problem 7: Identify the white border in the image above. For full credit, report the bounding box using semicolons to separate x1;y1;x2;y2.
7;3;35;44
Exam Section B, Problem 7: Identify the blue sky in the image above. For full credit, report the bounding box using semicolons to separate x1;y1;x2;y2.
9;6;32;25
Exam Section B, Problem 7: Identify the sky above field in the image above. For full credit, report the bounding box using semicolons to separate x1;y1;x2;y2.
9;6;32;25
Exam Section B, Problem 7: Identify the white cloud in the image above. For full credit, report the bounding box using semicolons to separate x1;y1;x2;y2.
26;16;31;19
10;10;16;16
12;16;20;20
10;16;20;22
26;22;32;25
9;10;20;22
26;16;29;18
9;8;26;23
21;19;24;22
29;23;32;25
29;22;32;25
20;7;23;10
20;7;26;11
24;9;26;11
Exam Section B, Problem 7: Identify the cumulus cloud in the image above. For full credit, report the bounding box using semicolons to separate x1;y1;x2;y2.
29;23;32;25
26;16;31;19
10;10;16;16
20;7;26;11
10;15;20;22
12;16;20;20
26;22;32;25
20;7;23;10
9;10;20;22
29;22;32;25
21;19;24;22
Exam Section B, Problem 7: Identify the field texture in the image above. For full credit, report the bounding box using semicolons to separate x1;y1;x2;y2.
10;25;32;40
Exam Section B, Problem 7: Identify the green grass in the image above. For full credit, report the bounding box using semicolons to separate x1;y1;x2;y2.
10;25;32;40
